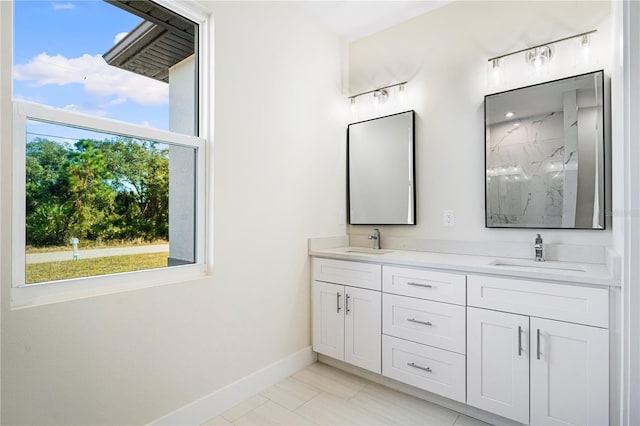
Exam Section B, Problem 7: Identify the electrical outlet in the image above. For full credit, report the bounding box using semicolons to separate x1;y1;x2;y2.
443;210;455;227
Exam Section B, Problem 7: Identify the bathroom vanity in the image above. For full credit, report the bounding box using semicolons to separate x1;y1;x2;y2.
310;242;618;426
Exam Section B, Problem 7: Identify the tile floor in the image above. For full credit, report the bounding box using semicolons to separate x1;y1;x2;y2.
202;362;491;426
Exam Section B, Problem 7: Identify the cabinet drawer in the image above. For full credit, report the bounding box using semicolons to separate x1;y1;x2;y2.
467;275;608;328
313;258;381;291
382;335;465;403
383;266;466;305
383;294;465;354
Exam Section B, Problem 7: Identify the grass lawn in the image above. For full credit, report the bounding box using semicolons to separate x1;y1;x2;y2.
26;239;169;254
26;252;169;284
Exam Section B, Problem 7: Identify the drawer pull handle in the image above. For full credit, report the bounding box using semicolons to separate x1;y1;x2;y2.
518;326;523;356
536;329;541;360
407;362;432;373
336;292;341;313
408;318;432;327
345;294;351;315
407;282;433;288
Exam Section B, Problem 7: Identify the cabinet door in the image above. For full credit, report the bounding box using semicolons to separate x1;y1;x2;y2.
312;281;344;360
467;307;530;424
530;318;608;426
344;286;381;373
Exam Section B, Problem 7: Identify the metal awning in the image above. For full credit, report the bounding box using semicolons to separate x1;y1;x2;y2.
102;0;195;83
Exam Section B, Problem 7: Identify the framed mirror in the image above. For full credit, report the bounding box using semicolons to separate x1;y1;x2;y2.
485;70;606;229
348;110;415;225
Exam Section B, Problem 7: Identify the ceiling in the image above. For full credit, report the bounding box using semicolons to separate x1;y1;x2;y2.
293;1;452;42
102;1;451;82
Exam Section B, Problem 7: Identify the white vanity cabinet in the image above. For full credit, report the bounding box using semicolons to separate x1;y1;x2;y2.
310;252;613;426
312;258;382;374
466;275;609;426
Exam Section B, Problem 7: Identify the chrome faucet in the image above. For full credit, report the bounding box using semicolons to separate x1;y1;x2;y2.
368;228;381;250
534;234;545;262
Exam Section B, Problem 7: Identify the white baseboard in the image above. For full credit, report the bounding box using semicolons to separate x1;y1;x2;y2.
151;347;317;425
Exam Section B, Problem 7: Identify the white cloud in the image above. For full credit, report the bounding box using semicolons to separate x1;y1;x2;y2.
52;2;75;10
62;104;108;117
14;53;169;106
114;32;128;45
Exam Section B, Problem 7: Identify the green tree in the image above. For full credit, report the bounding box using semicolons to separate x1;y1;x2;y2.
26;203;70;246
63;139;117;241
25;138;67;215
25;139;69;246
25;136;170;247
98;138;169;240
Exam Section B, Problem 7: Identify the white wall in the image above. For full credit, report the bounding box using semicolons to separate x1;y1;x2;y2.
0;2;346;424
169;56;196;136
348;1;615;248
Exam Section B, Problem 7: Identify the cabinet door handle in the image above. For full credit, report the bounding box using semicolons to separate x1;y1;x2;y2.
407;362;432;373
518;326;523;356
408;318;432;326
345;294;351;315
336;292;341;313
536;329;541;360
407;282;433;288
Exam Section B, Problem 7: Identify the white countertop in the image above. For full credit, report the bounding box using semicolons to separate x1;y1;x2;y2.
309;246;619;287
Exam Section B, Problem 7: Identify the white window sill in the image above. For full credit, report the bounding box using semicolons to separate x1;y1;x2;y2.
11;263;209;310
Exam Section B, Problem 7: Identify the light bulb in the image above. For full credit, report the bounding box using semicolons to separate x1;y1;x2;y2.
398;83;406;102
581;34;591;62
525;46;552;68
373;89;389;106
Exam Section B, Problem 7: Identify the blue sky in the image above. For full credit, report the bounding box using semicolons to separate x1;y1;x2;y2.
14;1;170;133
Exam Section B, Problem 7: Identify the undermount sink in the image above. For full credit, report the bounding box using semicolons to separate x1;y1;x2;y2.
341;247;394;255
489;258;587;272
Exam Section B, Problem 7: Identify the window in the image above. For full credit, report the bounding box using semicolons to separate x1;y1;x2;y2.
8;0;209;307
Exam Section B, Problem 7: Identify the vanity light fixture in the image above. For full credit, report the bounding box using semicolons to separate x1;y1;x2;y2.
487;29;597;70
348;81;407;108
525;46;553;68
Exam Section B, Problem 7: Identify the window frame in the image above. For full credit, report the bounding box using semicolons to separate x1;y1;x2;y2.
8;0;212;309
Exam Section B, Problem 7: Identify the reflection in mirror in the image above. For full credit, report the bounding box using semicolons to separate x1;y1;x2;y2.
485;71;605;229
348;111;415;225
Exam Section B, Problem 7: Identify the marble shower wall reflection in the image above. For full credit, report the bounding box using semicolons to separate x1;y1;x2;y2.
487;111;567;227
485;71;605;229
